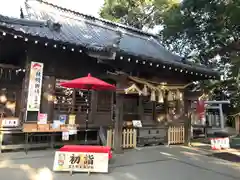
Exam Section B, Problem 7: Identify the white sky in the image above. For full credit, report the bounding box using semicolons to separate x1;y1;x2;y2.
0;0;104;17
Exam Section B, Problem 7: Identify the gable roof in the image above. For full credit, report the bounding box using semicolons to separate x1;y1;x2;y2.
0;0;219;78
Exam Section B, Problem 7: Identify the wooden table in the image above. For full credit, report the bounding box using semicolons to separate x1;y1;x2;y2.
23;129;68;154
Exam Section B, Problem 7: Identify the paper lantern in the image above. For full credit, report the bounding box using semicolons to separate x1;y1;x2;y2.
158;90;164;103
0;94;7;103
150;90;156;101
167;91;174;101
142;85;148;96
176;90;183;100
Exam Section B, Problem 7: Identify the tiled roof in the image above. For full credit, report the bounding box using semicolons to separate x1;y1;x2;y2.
0;0;219;77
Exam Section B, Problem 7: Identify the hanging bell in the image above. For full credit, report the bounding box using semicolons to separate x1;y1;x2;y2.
142;85;148;96
167;91;174;101
158;90;164;103
150;90;156;101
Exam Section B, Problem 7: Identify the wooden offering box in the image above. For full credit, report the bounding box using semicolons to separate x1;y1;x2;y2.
60;124;68;131
38;124;50;131
23;124;38;132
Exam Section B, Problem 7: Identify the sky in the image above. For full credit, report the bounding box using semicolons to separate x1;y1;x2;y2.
0;0;105;17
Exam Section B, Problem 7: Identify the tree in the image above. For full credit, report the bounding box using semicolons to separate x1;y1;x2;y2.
100;0;240;115
100;0;177;30
160;0;240;114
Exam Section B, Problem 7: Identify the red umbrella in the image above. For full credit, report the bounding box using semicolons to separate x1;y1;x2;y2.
60;73;116;90
60;73;116;144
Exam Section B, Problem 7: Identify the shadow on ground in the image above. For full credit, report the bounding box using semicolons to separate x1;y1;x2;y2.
208;152;240;163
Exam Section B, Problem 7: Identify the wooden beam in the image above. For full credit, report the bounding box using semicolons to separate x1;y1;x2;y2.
0;63;20;69
41;76;56;123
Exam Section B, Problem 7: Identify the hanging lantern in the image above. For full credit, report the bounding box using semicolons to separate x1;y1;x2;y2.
142;85;148;96
167;91;174;101
176;90;182;100
158;90;164;103
150;90;156;101
179;91;183;100
0;94;7;103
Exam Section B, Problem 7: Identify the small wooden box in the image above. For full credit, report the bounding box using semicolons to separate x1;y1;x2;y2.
38;124;50;131
23;124;38;132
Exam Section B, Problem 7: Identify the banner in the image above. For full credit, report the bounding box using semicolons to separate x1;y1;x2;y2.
196;100;205;120
27;62;44;111
53;151;109;173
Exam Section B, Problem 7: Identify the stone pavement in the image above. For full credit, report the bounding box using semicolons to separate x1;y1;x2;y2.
0;145;239;180
188;142;240;162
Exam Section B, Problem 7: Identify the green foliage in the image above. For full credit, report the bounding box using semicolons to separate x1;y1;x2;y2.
100;0;240;114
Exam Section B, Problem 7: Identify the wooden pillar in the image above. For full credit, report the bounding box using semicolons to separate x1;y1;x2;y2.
183;91;191;146
19;59;31;123
114;84;124;153
164;91;169;121
41;76;56;123
90;91;97;123
138;96;144;121
152;101;156;121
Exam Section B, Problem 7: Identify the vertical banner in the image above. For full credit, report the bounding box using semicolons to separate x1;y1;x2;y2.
196;100;205;124
27;62;44;111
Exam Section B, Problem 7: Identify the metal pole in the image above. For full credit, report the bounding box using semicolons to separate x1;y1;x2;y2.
219;104;224;129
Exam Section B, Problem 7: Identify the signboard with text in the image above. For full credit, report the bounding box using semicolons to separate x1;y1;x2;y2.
27;62;44;111
132;120;142;127
210;137;230;150
53;151;108;173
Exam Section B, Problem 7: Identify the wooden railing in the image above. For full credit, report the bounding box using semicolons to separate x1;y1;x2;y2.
168;126;185;145
107;128;137;149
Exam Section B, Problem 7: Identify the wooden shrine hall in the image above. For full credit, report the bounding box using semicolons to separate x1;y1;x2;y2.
0;0;219;153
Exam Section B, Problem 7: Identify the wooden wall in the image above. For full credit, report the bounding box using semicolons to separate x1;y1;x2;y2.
26;45;113;128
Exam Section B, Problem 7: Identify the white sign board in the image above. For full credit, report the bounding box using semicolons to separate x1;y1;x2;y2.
1;118;19;127
38;113;48;124
62;131;69;141
53;151;109;173
210;137;230;150
27;62;44;111
132;120;142;127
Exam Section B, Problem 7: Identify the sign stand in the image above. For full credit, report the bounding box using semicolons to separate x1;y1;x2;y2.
53;151;109;175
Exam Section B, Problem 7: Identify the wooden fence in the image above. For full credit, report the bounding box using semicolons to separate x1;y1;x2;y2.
168;126;185;145
107;128;137;149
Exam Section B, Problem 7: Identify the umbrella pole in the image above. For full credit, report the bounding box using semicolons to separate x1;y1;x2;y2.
85;89;90;144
